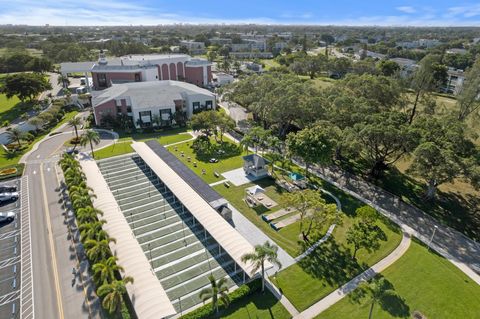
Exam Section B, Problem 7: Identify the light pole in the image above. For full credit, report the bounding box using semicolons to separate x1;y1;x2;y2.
428;225;438;251
178;297;182;316
130;212;135;230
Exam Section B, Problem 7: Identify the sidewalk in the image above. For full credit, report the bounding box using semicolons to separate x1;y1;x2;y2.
294;232;412;319
308;164;480;284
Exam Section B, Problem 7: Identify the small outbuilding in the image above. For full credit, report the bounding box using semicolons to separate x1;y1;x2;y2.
243;154;269;178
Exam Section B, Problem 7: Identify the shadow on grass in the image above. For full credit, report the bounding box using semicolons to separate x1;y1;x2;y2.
349;276;410;318
218;290;281;318
297;238;367;288
338;158;480;242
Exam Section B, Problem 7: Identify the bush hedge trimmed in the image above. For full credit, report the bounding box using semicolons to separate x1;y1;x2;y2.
0;163;24;181
178;279;261;319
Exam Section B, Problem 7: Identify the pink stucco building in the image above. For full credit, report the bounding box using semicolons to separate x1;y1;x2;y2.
61;52;213;91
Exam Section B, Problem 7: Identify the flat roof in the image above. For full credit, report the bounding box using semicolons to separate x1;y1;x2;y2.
132;141;258;275
145;140;227;208
80;156;176;319
60;61;96;74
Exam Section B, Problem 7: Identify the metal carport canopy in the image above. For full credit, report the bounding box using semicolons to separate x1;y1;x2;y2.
60;61;96;74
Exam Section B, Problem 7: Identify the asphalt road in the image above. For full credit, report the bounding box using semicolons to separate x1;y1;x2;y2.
23;121;114;319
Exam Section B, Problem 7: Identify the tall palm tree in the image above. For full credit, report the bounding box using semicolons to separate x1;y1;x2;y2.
241;241;282;292
80;129;100;158
199;275;230;314
68;117;82;141
79;220;107;241
84;237;116;263
98;277;134;315
92;256;124;285
6;128;25;148
356;277;398;319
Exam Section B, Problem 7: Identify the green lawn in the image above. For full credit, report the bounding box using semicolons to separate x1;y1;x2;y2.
0;93;23;123
316;240;480;319
167;137;247;184
94;141;134;160
214;177;304;257
220;290;291;319
0;110;78;168
260;59;281;71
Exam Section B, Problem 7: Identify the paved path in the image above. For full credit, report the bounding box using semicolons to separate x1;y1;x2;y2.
308;164;480;284
294;232;412;319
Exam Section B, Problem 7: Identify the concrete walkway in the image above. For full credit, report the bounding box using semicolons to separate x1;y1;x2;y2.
307;164;480;285
294;232;412;319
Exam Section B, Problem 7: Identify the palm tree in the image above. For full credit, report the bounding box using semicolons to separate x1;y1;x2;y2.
76;206;103;224
80;129;100;158
241;241;282;292
84;237;116;262
6;127;25;148
199;275;230;314
355;277;398;319
92;256;124;285
98;277;134;315
57;74;70;88
79;220;107;241
68;117;82;141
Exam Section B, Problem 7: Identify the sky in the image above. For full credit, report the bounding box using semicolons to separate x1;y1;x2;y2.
1;0;480;26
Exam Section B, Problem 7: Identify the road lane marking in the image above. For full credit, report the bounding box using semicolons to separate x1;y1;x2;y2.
40;163;65;319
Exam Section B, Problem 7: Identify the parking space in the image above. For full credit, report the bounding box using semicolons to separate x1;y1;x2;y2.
0;178;22;319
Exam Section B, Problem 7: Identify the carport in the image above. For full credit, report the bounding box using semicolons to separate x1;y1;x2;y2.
59;62;96;92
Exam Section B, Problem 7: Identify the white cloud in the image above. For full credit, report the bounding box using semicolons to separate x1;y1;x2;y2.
396;6;416;14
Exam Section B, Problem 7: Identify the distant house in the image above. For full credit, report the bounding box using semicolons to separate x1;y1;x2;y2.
389;58;418;78
243;154;268;178
93;80;216;128
212;72;234;86
179;40;206;55
443;68;465;95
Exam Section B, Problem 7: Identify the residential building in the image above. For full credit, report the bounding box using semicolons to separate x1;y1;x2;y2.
446;48;468;55
274;42;288;51
443;68;465;95
230;39;267;52
209;37;232;45
92;80;216;128
389;57;418;77
60;52;213;90
212;72;234;86
230;52;273;59
179;40;206;55
397;39;441;49
354;49;386;60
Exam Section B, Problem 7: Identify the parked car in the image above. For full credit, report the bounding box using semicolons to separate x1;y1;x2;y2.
0;185;17;193
0;192;19;203
65;147;79;155
0;211;15;223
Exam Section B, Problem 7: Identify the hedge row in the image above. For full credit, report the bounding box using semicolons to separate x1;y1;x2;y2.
178;279;262;319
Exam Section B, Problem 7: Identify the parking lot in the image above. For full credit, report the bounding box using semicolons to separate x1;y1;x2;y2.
0;178;23;319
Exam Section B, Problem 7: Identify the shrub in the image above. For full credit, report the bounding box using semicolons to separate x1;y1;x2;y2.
0;164;24;181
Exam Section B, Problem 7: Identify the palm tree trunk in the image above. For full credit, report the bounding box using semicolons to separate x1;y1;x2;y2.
90;140;94;158
74;125;79;139
368;301;375;319
17;138;21;148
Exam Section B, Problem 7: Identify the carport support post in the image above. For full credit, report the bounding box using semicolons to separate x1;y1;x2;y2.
243;271;246;283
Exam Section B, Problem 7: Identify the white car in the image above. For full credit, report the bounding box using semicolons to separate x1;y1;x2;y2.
0;192;19;203
0;211;15;223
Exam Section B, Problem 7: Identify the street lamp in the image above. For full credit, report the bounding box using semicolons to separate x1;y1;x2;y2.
130;212;135;230
178;297;182;316
428;225;438;251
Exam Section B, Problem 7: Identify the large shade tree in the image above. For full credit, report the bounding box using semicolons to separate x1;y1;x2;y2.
1;72;52;102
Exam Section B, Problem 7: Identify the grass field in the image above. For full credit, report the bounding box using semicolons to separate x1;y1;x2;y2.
316;240;480;319
220;290;291;319
273;213;401;311
0;48;43;57
94;141;134;160
167;137;247;184
259;59;281;71
0;93;23;123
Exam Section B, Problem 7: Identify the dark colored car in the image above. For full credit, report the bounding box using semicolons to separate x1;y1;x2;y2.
0;185;16;193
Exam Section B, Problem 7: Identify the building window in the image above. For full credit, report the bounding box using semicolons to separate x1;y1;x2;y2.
159;109;172;127
126;106;132;113
116;105;122;113
135;73;141;82
205;100;213;110
139;111;152;127
193;102;201;114
97;73;107;88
